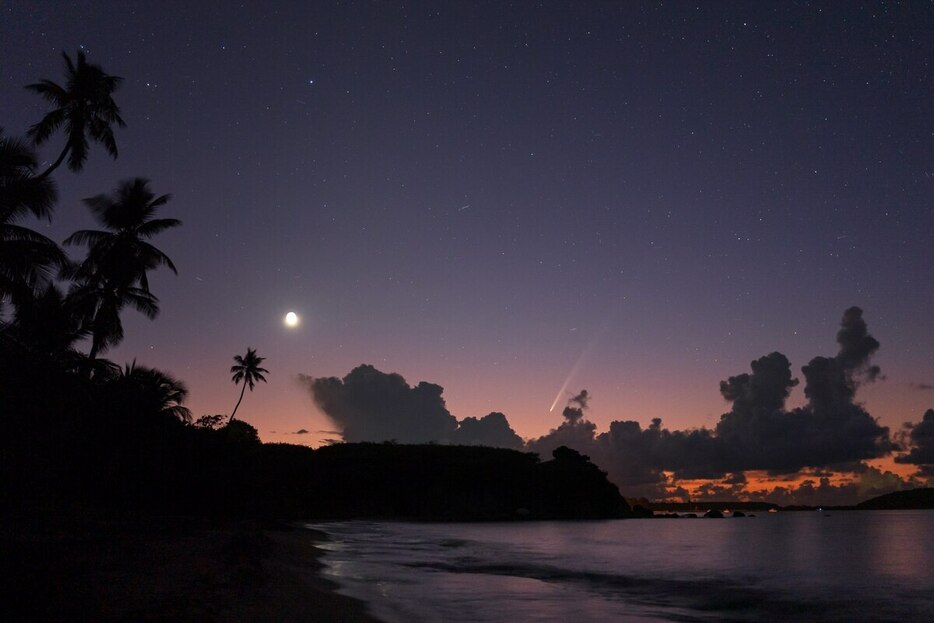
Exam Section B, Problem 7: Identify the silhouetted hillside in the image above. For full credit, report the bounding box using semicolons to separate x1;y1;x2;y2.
856;488;934;510
304;443;634;520
1;335;636;521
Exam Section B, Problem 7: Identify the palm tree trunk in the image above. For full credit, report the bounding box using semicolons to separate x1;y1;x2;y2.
230;383;247;423
37;144;70;180
85;335;101;379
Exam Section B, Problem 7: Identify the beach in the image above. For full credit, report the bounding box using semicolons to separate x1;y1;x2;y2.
2;513;380;622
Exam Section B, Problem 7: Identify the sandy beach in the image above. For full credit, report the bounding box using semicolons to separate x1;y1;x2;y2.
2;513;381;622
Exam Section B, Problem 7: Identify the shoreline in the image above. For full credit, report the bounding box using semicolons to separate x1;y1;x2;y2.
2;513;382;622
255;524;384;622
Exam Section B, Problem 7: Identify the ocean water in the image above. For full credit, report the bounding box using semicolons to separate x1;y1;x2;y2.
310;511;934;622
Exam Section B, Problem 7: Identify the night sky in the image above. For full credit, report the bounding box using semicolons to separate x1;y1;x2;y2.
3;2;932;501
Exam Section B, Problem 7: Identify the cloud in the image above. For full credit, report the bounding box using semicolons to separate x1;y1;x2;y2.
562;389;590;424
529;307;894;496
303;366;522;448
302;364;458;444
302;308;901;502
450;412;524;449
833;306;882;381
679;464;923;506
908;382;934;391
895;409;934;474
292;429;309;435
723;472;747;485
801;307;883;414
755;466;919;507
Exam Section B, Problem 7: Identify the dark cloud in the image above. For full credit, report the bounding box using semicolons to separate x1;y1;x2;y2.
834;306;882;380
304;308;900;501
719;351;799;416
691;479;747;501
758;466;919;507
292;429;309;435
895;409;934;472
526;389;599;458
450;412;524;449
691;308;891;473
681;464;922;506
527;414;680;498
562;390;590;424
799;307;883;414
723;472;747;485
908;382;934;391
303;366;522;448
302;365;458;444
529;307;894;495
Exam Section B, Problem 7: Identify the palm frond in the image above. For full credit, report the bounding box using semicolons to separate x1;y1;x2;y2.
137;240;179;273
25;50;124;173
124;287;160;319
63;228;111;247
64;50;78;75
136;217;182;238
24;80;68;105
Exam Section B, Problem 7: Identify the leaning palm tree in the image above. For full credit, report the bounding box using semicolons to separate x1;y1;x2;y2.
229;348;268;423
26;50;125;178
63;178;180;361
0;129;65;311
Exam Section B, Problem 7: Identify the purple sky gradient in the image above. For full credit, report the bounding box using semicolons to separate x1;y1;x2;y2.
3;1;932;455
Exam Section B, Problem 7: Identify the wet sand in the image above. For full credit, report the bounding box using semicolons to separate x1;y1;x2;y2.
2;514;381;622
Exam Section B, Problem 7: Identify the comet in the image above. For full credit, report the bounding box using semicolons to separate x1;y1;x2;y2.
548;322;612;412
549;339;596;411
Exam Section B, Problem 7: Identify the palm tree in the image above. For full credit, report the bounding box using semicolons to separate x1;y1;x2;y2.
109;360;192;422
229;348;268;423
65;178;179;290
26;50;125;178
63;178;180;360
67;280;159;361
0;130;65;311
6;283;84;358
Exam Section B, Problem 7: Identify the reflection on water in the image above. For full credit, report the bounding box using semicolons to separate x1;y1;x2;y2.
311;511;934;622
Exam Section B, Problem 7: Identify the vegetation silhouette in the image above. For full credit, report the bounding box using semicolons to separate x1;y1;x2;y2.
108;360;193;423
0;130;65;310
229;347;268;423
5;48;929;537
26;50;125;178
63;177;180;361
856;487;934;510
5;40;933;623
4;283;88;369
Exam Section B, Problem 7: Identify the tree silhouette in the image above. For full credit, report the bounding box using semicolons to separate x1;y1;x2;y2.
67;281;159;362
0;130;65;310
26;50;125;178
5;283;88;366
229;348;268;423
193;414;226;429
107;360;192;422
63;178;180;360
